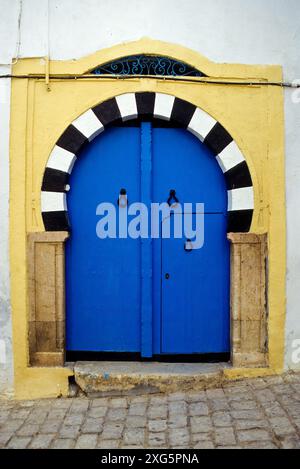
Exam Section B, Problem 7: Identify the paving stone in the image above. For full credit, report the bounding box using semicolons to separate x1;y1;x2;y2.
269;416;296;436
26;410;48;424
0;432;13;448
0;419;23;432
128;403;147;416
190;416;212;433
148;405;167;419
148;431;167;447
237;429;272;443
101;422;124;439
126;415;147;428
169;428;190;446
271;384;294;395
29;434;54;449
91;398;109;408
148;419;167;432
230;400;258;411
123;428;145;445
16;423;40;436
7;436;31;449
191;433;211;443
40;419;62;433
169;414;187;429
248;378;268;389
168;401;187;415
214;427;236;446
75;434;98;449
210;399;230;412
255;389;276;403
187;391;207;402
280;436;300;449
231;409;264;420
242;441;278;449
10;409;31;419
81;418;103;433
106;408;127;421
212;411;232;427
51;438;75;449
261;401;287;418
206;388;225;399
149;396;167;406
235;419;268;430
194;440;214;449
59;424;81;439
64;413;84;426
70;400;90;413
109;398;127;408
97;439;119;449
189;402;209;416
168;392;186;402
87;406;107;418
51;399;72;409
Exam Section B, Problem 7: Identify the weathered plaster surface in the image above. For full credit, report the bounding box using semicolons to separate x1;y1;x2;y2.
0;64;13;396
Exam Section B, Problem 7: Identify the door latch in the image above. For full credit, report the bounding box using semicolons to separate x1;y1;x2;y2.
184;239;193;252
167;189;179;207
117;188;128;207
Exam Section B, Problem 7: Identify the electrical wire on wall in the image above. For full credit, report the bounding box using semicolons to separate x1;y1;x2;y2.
0;72;299;89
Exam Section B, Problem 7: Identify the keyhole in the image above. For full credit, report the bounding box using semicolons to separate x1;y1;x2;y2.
165;273;170;280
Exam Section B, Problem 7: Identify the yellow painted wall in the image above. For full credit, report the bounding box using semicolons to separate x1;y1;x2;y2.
9;39;286;399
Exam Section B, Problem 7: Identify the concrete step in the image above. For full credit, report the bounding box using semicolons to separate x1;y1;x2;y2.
73;361;230;397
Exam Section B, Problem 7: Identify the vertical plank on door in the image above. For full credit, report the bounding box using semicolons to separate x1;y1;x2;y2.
140;122;153;357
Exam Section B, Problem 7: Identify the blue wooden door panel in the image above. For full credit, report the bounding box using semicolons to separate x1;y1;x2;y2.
151;127;229;355
66;123;230;356
161;213;230;354
66;127;141;352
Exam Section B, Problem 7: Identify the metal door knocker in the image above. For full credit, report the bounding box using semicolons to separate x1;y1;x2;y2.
167;189;179;207
117;188;128;208
184;239;193;252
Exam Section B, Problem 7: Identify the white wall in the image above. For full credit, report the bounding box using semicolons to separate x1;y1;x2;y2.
0;0;300;390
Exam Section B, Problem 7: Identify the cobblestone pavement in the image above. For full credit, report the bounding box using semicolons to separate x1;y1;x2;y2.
1;373;300;449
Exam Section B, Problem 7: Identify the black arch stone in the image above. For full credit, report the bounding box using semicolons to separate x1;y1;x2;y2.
224;161;253;190
42;167;69;192
42;211;70;232
135;92;155;117
92;98;122;126
227;210;253;232
56;125;87;155
171;98;196;128
204;123;233;156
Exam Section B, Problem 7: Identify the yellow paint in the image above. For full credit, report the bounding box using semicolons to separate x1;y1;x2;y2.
10;38;286;399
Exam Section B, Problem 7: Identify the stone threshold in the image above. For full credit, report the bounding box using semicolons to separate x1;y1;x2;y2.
70;361;232;397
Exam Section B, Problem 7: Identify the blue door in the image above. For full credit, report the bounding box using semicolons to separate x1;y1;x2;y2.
66;122;230;356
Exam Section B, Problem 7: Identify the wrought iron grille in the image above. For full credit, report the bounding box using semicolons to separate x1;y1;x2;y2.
91;55;205;77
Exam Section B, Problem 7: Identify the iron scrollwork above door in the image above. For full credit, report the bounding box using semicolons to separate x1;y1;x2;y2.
91;55;205;77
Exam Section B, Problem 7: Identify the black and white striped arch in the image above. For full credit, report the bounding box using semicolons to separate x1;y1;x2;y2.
41;92;254;232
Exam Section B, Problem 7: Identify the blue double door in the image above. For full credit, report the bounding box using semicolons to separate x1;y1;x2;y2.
66;122;230;357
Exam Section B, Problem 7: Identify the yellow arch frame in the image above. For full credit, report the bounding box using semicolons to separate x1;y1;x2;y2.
9;38;285;398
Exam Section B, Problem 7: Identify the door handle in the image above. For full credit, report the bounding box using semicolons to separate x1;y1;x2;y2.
117;188;128;207
184;239;193;252
167;189;179;207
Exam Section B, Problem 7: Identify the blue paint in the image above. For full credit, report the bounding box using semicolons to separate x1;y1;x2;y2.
140;123;153;357
66;123;230;355
66;127;141;352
